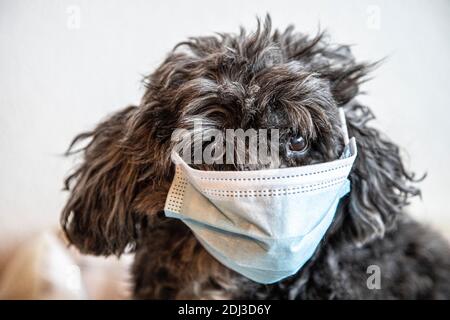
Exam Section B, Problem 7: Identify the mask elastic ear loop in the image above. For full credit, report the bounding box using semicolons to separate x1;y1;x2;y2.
338;108;349;145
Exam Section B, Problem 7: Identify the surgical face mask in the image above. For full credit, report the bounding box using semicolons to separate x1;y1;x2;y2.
164;109;357;284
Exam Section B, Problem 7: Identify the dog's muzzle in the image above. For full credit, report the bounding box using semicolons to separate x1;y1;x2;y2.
163;108;357;284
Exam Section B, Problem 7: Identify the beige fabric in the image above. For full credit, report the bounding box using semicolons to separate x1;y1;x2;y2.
0;231;132;300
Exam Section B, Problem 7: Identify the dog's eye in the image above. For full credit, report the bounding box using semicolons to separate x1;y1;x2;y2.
288;135;309;154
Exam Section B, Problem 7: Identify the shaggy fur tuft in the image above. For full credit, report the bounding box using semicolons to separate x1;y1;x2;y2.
61;16;450;299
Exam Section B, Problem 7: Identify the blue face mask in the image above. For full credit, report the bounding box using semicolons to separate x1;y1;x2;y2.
164;109;357;284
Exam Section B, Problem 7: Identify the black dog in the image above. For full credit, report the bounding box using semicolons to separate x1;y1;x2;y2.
61;17;450;299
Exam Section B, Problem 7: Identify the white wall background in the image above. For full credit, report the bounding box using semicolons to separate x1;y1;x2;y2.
1;0;450;252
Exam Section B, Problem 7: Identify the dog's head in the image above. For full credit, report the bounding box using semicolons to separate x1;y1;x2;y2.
61;17;420;258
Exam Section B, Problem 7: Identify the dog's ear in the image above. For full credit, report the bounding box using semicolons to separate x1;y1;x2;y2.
61;106;142;255
61;49;205;256
61;103;174;256
341;102;421;245
303;39;421;245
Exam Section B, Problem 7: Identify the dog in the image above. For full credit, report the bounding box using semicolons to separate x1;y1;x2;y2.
61;17;450;299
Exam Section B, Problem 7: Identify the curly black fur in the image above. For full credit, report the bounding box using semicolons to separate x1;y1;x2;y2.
61;16;450;299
